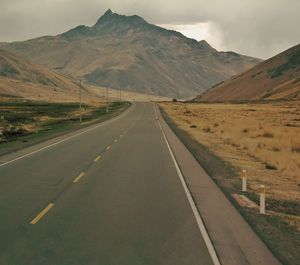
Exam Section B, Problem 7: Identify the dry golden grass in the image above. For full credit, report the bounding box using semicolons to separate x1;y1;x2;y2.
160;101;300;203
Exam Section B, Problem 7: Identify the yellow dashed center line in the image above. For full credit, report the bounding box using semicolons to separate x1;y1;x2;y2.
94;155;102;162
106;146;111;150
30;203;54;225
73;172;85;183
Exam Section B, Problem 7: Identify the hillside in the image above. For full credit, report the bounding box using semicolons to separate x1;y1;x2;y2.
0;49;170;103
195;44;300;101
0;9;261;98
0;49;81;101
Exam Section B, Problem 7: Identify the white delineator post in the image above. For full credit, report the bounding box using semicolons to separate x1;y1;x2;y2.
259;185;266;214
242;169;247;192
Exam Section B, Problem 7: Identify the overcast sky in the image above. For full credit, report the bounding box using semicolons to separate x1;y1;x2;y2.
0;0;299;59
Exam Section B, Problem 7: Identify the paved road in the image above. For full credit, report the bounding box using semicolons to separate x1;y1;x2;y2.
0;103;215;265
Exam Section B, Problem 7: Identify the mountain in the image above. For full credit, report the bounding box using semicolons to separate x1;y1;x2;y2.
0;9;262;98
0;49;81;100
195;44;300;101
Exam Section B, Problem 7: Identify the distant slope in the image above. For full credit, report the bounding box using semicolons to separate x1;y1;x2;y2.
0;49;81;101
0;9;261;98
195;45;300;101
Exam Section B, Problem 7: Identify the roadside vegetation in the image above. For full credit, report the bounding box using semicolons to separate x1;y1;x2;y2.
160;100;300;265
0;95;130;155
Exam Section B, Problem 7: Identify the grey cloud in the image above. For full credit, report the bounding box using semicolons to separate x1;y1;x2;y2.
0;0;299;58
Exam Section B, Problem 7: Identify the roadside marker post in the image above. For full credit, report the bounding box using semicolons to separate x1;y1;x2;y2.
259;185;266;214
242;169;247;192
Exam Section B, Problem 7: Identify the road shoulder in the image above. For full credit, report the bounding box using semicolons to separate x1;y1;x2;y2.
157;105;281;265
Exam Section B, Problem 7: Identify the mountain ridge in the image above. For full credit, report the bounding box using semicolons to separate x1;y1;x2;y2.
0;9;262;98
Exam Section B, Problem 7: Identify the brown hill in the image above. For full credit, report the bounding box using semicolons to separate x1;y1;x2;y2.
0;49;170;103
196;44;300;101
0;9;261;98
0;49;81;101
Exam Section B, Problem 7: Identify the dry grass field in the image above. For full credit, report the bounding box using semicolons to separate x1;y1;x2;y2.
160;101;300;229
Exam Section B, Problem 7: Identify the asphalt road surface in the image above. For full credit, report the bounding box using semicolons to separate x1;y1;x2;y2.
0;102;215;265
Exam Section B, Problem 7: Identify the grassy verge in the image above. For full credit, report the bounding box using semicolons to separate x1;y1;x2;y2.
160;106;300;265
0;99;131;156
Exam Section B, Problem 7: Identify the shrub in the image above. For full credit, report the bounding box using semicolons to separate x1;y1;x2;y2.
291;143;300;153
264;162;277;170
262;131;274;138
272;147;281;152
2;126;28;139
203;127;212;133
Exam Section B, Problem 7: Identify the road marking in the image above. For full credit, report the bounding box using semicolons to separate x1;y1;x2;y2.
73;172;85;183
94;155;101;162
106;146;111;150
156;104;221;265
30;203;54;225
0;103;135;168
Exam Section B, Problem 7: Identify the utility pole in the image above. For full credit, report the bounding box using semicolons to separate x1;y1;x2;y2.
118;88;121;105
106;87;109;113
116;88;119;105
79;79;82;123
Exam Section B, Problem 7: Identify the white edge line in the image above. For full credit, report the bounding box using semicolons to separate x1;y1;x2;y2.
0;103;134;167
155;103;221;265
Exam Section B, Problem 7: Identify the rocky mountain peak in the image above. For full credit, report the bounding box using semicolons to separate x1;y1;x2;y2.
93;9;147;29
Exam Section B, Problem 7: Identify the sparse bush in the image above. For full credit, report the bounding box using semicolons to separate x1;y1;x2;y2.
190;125;197;128
2;126;28;139
213;123;219;127
262;131;274;138
224;138;231;144
242;128;249;133
203;127;212;133
272;147;281;152
285;123;297;127
257;142;266;149
264;162;277;170
291;143;300;153
231;142;240;148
